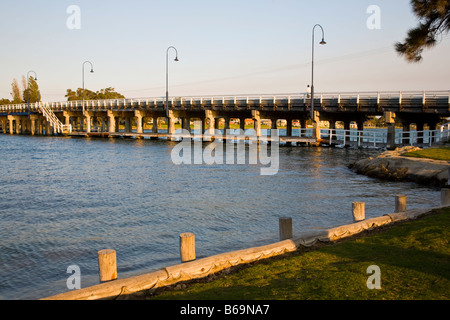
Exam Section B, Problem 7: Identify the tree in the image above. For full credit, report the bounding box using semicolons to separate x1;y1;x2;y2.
96;87;125;100
0;98;11;105
65;87;125;101
10;78;22;104
396;0;450;62
22;76;41;103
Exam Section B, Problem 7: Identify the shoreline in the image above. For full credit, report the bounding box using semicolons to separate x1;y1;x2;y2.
42;203;446;300
349;146;450;187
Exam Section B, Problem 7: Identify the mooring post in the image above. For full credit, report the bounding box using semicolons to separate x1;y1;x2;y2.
97;249;117;282
279;217;293;241
352;202;365;222
441;189;450;206
395;195;407;213
180;232;196;262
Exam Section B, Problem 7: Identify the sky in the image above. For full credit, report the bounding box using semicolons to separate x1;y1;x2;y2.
0;0;449;102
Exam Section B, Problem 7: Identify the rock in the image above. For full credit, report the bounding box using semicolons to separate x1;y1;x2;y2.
349;147;450;187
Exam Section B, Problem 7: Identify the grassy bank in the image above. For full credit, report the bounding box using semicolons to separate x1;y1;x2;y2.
403;147;450;161
141;208;449;300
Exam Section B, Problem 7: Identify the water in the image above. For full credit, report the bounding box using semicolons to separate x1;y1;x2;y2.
0;132;440;300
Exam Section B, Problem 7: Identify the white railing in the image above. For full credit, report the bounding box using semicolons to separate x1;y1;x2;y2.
317;122;450;148
38;102;71;134
0;90;449;111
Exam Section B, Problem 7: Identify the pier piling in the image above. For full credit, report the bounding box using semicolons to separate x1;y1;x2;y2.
352;202;365;222
279;217;293;241
97;249;117;282
180;232;196;262
395;195;407;213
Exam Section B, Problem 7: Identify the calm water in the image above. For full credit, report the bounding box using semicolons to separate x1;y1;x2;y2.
0;131;440;300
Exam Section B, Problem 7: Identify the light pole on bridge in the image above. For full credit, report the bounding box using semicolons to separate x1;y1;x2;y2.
310;24;326;122
165;46;179;120
82;61;94;115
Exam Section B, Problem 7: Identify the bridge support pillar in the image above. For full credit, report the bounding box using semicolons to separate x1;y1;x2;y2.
0;119;6;134
135;111;144;134
224;117;230;133
152;117;158;133
240;118;246;132
385;111;396;150
287;119;293;137
7;115;14;134
45;120;52;136
182;117;191;133
107;111;116;134
167;110;176;136
252;110;261;137
84;112;93;134
344;120;351;142
30;114;39;136
63;111;71;129
271;118;277;136
312;111;321;140
301;119;308;137
205;110;215;135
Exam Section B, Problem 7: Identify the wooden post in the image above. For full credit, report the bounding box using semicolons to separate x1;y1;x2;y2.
441;189;450;206
180;232;196;262
279;217;293;241
97;249;117;282
395;195;407;213
352;202;365;222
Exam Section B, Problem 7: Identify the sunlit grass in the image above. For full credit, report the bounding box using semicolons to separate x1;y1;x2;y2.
146;208;450;300
403;147;450;161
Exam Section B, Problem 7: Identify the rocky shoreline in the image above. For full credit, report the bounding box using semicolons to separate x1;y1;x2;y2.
349;147;450;187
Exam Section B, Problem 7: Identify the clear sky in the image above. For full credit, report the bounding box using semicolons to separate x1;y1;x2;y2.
0;0;449;102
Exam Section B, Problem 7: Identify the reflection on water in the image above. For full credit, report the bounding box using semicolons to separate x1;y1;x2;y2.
0;134;440;299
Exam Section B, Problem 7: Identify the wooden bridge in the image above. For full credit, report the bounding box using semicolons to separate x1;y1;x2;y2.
1;90;449;147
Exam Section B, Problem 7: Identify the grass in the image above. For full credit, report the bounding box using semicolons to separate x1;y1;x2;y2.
403;147;450;161
142;208;450;300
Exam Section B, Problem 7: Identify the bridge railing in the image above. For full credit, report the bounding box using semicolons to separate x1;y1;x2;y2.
319;122;450;148
1;90;449;111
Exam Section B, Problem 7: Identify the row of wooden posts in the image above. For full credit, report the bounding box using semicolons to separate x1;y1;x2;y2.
96;191;450;283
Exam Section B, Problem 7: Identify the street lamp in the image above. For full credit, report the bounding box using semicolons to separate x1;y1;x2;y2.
310;24;326;121
82;61;94;114
165;46;179;118
27;70;37;114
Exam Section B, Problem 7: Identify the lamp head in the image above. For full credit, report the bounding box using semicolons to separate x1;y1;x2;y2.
320;38;327;45
174;57;179;62
90;69;94;73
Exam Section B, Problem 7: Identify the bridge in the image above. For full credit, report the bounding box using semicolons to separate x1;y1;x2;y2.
1;90;449;148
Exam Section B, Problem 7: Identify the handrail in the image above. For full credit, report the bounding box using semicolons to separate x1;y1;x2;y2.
0;90;449;110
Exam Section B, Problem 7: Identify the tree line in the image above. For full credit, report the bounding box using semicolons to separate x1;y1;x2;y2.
0;76;124;105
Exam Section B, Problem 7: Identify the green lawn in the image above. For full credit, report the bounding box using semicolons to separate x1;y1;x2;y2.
403;147;450;161
143;208;450;300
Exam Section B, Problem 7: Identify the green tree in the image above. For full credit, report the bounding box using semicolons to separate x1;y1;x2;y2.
65;87;125;101
10;78;22;104
396;0;450;62
0;98;11;105
22;76;41;103
96;87;125;100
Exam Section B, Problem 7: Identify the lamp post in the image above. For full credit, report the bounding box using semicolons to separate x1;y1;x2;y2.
165;46;179;118
26;70;37;114
310;24;326;121
82;61;94;114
